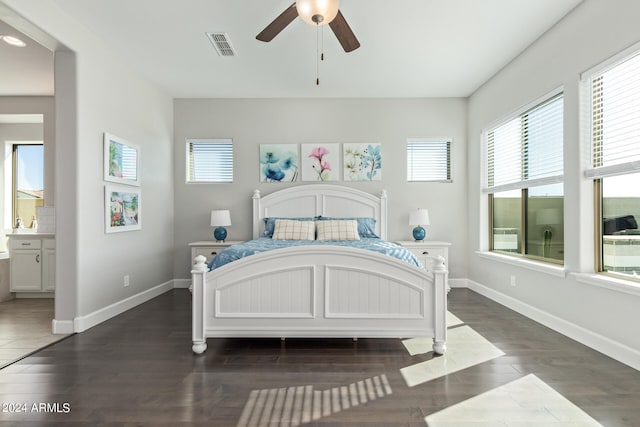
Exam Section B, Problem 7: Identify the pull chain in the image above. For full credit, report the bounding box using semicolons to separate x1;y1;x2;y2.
316;23;325;86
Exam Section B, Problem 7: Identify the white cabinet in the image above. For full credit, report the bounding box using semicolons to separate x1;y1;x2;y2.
189;241;243;267
9;235;55;295
395;240;450;273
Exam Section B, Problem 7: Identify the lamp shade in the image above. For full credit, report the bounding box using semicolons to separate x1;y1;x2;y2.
296;0;340;26
409;208;430;226
210;210;231;227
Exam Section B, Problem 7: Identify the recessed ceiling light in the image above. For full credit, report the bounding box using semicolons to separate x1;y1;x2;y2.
0;35;26;47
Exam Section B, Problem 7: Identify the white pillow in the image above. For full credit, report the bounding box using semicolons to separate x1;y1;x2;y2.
316;220;360;241
271;219;316;240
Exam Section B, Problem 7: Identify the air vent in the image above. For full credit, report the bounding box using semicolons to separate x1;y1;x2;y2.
206;32;236;57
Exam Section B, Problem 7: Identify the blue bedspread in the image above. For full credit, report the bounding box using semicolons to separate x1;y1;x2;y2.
209;238;423;270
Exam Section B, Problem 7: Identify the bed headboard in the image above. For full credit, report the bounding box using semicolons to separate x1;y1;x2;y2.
252;185;388;240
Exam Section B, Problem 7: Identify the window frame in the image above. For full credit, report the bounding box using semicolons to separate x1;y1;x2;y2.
4;141;44;230
581;41;640;279
483;89;565;265
186;138;233;184
406;138;453;183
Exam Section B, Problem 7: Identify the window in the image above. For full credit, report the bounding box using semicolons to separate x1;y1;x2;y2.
12;144;44;229
583;45;640;279
407;139;452;182
186;139;233;183
484;92;564;263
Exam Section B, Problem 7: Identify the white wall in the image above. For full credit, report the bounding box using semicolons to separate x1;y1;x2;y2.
467;0;640;368
173;98;467;279
2;1;175;329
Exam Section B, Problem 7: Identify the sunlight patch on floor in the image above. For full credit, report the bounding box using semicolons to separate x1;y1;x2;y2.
236;374;392;427
424;374;603;426
401;325;505;387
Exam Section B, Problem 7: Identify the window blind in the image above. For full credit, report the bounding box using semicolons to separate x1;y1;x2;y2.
187;139;233;183
485;93;564;193
407;140;452;182
584;50;640;179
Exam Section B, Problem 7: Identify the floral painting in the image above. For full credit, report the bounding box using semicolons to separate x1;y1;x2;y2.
103;133;139;186
301;143;339;181
259;144;299;182
343;143;382;181
105;185;141;233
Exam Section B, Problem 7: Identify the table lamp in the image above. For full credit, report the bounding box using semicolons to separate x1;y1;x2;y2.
409;208;430;241
210;210;231;242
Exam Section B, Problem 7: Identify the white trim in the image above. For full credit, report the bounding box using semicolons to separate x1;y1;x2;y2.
467;279;640;371
572;272;640;297
482;86;565;134
584;161;640;179
448;278;468;289
173;278;192;289
483;175;563;194
580;39;640;82
51;319;74;334
73;280;174;332
476;251;567;278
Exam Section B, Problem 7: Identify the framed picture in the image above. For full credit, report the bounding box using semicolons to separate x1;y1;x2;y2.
301;143;339;182
105;185;141;233
104;132;140;186
344;143;382;181
259;144;299;182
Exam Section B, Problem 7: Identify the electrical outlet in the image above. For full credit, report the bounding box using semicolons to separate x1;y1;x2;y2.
510;275;516;287
124;275;130;287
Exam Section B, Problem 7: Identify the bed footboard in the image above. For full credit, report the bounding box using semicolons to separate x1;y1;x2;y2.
191;246;448;355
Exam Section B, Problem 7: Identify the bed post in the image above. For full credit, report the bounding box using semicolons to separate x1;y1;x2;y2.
432;255;448;355
252;189;261;240
191;255;208;354
380;190;388;240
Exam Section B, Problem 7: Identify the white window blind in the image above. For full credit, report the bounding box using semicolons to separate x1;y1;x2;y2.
407;139;452;182
485;93;564;193
186;139;233;183
584;49;640;179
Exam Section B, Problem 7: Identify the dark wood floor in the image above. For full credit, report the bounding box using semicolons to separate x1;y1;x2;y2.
0;288;638;426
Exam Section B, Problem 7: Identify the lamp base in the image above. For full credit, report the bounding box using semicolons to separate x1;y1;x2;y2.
214;227;227;242
412;226;426;241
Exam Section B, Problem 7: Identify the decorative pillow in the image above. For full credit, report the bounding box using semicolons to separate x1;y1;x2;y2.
271;219;316;240
315;216;379;238
315;220;360;241
263;217;315;238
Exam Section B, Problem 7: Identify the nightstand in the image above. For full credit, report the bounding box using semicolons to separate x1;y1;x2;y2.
395;240;451;273
189;240;243;267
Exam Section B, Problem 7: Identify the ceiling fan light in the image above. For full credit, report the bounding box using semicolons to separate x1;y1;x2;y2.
296;0;340;26
0;35;26;47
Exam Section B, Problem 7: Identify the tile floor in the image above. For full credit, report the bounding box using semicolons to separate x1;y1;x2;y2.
0;298;68;368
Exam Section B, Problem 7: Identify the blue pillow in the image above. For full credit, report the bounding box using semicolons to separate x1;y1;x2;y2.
315;216;379;238
263;217;315;238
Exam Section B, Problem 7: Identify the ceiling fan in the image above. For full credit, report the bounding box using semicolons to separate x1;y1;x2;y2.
256;0;360;53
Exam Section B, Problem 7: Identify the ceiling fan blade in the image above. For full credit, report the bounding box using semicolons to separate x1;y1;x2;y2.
329;10;360;52
256;3;298;42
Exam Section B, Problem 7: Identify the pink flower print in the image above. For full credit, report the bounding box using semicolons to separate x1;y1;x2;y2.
309;146;331;181
309;146;329;160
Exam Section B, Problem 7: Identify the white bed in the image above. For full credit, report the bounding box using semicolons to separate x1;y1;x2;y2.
191;185;448;354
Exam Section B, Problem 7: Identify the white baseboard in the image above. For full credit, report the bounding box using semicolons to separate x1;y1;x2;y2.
448;278;467;289
72;280;174;333
52;319;74;334
173;279;191;289
466;279;640;372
